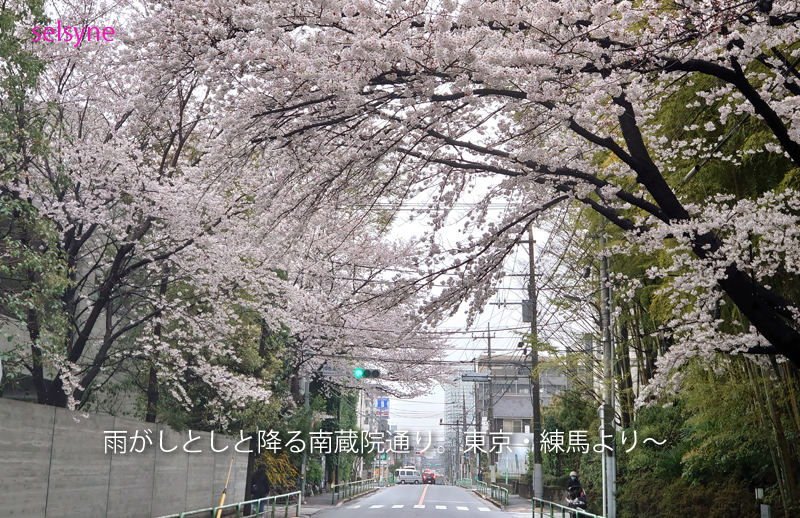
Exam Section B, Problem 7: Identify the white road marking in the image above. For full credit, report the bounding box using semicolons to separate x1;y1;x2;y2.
478;508;491;512
457;506;469;511
435;505;447;510
392;505;404;508
413;505;426;509
370;505;384;508
349;505;361;509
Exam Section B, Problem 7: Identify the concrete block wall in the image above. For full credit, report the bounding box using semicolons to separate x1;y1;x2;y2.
0;398;54;517
106;417;157;518
0;398;249;518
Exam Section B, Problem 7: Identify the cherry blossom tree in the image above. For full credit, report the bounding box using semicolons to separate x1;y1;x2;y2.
116;0;800;396
1;0;446;423
9;0;800;413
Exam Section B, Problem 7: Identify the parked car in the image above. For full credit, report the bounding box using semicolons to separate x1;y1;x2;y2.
395;468;423;484
422;469;436;485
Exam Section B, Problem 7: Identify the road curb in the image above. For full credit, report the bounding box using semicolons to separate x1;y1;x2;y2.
337;487;380;505
471;489;506;511
299;487;382;516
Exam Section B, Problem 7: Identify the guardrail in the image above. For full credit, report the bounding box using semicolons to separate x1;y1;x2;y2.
532;497;603;518
157;490;301;518
455;478;473;488
473;481;508;506
490;484;508;506
331;478;377;504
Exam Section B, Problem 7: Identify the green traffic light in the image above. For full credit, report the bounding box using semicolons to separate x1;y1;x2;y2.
354;368;364;378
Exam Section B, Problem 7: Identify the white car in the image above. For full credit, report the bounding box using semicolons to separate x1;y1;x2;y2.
395;468;423;484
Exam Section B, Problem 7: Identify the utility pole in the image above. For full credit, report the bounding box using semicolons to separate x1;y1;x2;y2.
527;227;543;499
474;358;481;477
462;391;468;479
299;377;310;503
600;235;617;518
486;324;495;481
336;393;342;486
455;418;461;481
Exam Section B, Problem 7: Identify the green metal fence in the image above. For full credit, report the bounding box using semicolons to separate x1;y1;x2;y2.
473;481;507;506
330;478;377;504
455;478;473;488
490;484;508;506
532;497;603;518
157;491;301;518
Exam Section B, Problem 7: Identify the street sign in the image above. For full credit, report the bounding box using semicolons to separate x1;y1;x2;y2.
377;397;389;419
461;373;490;383
321;365;347;377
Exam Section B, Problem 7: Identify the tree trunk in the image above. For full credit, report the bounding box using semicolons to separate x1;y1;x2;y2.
616;324;634;429
762;365;800;512
146;275;169;422
746;359;793;515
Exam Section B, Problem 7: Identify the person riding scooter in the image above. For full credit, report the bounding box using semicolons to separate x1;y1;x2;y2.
565;471;587;512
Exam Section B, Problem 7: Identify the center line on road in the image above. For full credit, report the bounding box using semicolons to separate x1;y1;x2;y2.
418;484;429;505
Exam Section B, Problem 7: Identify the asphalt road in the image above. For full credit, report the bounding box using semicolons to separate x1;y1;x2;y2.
315;485;502;518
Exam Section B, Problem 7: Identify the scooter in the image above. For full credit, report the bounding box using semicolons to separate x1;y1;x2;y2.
565;486;587;517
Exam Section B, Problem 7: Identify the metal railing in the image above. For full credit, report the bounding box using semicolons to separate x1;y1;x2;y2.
474;481;508;506
157;491;301;518
532;497;603;518
455;478;473;488
331;478;377;504
490;484;509;506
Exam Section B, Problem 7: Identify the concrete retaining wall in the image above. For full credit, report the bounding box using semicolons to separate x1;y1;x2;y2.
0;397;249;518
543;485;568;504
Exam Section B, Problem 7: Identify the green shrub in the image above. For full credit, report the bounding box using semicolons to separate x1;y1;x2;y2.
542;474;570;488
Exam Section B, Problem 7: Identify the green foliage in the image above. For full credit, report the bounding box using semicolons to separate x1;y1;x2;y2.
540;388;599;479
618;472;757;518
541;473;569;488
0;0;71;390
306;458;323;485
538;388;604;514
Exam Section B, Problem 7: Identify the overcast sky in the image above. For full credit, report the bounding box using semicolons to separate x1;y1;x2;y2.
385;176;550;438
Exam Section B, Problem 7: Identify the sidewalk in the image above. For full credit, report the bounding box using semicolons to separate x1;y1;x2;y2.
505;493;534;514
297;490;335;517
298;486;384;517
469;487;534;513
